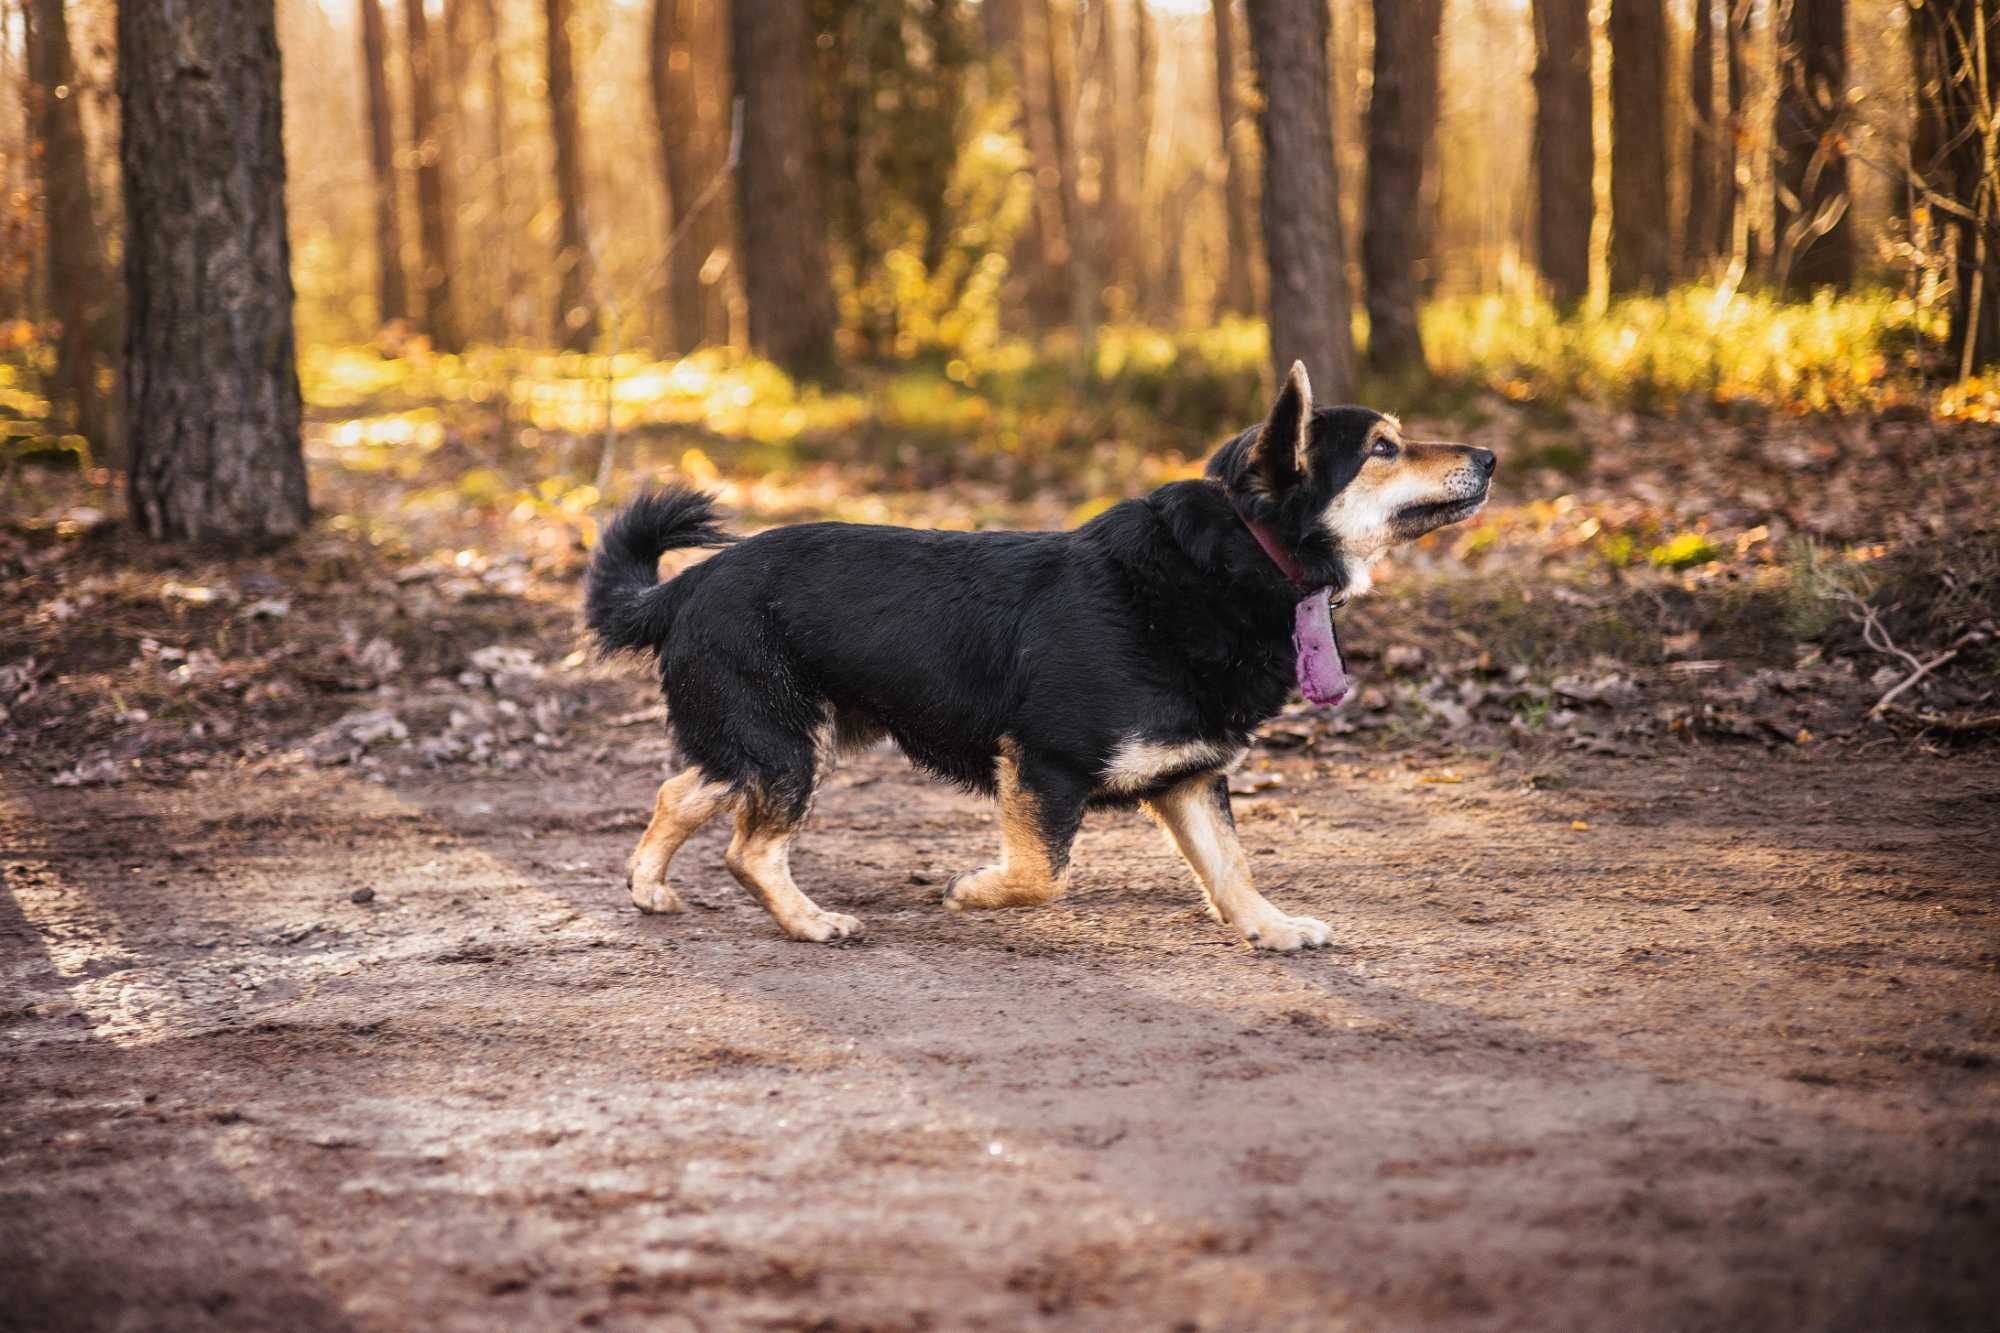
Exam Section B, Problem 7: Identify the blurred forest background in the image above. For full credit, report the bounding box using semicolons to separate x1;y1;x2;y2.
7;0;2000;455
3;0;1999;778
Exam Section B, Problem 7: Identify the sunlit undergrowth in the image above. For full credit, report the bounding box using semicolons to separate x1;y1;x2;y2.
1419;287;1965;418
293;283;1989;483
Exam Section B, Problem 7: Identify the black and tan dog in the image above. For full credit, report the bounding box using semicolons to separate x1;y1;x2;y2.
587;363;1494;950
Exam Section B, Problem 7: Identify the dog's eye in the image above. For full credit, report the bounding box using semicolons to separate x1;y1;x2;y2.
1370;437;1399;460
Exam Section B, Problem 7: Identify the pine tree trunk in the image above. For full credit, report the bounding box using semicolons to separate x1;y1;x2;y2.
26;0;106;453
1910;0;2000;372
1092;0;1126;312
1130;0;1158;318
1720;0;1750;262
1038;0;1092;338
1363;0;1442;374
1531;0;1593;308
120;0;307;545
1685;0;1718;266
1609;0;1672;294
917;0;966;277
474;0;516;343
1212;0;1257;317
988;0;1071;327
651;0;708;354
403;0;460;349
1245;0;1354;395
546;0;596;350
358;0;407;329
1773;0;1854;293
729;0;837;378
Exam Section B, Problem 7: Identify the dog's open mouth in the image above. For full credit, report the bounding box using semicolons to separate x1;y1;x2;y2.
1393;492;1489;535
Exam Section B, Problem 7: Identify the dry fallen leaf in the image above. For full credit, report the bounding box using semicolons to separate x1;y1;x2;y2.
1570;819;1591;831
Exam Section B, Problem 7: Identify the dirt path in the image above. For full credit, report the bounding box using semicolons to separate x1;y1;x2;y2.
3;734;1998;1331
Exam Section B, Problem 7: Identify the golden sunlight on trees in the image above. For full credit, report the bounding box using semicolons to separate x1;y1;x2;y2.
0;0;1997;546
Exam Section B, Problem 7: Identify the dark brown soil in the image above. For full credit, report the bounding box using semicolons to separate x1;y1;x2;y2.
5;731;1997;1331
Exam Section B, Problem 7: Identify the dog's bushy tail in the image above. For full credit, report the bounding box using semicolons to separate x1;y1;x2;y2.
585;487;735;657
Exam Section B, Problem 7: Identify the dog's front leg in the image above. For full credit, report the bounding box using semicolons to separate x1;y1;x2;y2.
1147;774;1331;952
944;745;1087;912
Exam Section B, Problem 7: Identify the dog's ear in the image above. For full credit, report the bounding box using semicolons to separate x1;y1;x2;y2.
1249;360;1314;490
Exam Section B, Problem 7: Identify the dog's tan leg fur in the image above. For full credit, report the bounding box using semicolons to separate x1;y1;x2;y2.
944;748;1069;911
1147;774;1331;952
627;767;735;914
724;802;862;943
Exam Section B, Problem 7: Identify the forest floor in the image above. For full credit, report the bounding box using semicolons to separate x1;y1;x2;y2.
3;369;1999;1329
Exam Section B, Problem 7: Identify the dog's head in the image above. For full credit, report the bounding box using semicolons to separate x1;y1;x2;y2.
1207;361;1495;593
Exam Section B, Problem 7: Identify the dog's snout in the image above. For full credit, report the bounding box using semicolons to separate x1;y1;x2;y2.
1469;447;1496;477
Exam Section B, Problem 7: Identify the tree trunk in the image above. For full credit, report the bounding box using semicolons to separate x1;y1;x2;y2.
1609;0;1672;294
1130;0;1158;319
1720;0;1750;262
403;0;460;349
1245;0;1354;395
545;0;596;350
1685;0;1718;267
1091;0;1126;312
1363;0;1442;374
917;0;967;277
469;0;515;342
357;0;407;329
1037;0;1092;338
651;0;708;354
1773;0;1854;293
729;0;837;378
988;0;1070;327
1211;0;1257;317
25;0;106;451
120;0;307;545
1909;0;2000;372
1531;0;1593;308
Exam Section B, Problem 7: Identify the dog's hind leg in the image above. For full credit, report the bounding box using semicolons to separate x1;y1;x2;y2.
724;794;862;943
944;743;1087;912
627;766;736;914
1146;773;1331;952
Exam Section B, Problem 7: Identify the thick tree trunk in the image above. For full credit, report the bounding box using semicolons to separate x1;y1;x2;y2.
473;0;518;342
546;0;596;350
1774;0;1854;293
1091;0;1126;311
1531;0;1593;308
1363;0;1443;374
1245;0;1353;396
1720;0;1750;261
651;0;707;354
25;0;106;452
119;0;307;545
1609;0;1672;294
729;0;838;378
403;0;460;349
1685;0;1718;266
1909;0;2000;372
357;0;407;329
1212;0;1257;317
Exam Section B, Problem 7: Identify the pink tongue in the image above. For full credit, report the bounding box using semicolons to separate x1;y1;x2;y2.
1292;587;1349;707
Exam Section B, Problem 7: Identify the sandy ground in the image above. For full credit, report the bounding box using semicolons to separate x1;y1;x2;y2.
3;730;1998;1331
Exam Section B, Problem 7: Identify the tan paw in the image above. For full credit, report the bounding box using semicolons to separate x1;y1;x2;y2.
627;873;685;915
1238;911;1331;952
781;909;863;943
943;865;1061;912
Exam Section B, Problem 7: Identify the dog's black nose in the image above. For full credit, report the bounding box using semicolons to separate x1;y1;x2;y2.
1470;447;1497;476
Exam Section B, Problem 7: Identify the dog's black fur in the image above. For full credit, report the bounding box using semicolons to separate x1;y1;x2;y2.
588;367;1493;888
